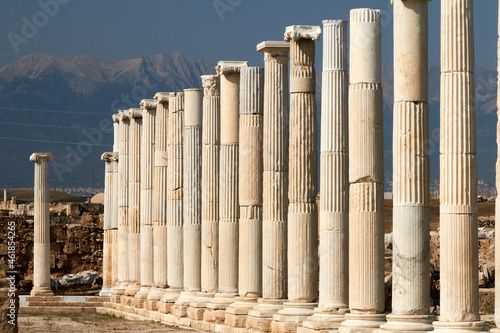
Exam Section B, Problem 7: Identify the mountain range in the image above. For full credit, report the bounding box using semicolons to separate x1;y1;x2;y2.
0;52;497;191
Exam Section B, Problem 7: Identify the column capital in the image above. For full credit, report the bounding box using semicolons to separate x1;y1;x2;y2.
112;113;120;123
257;41;290;55
30;153;52;163
154;92;170;104
216;61;248;76
101;152;118;163
201;75;220;96
140;99;157;112
128;108;143;119
118;110;130;122
284;25;321;42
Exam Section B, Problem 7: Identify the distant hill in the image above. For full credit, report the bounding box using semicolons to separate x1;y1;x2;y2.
0;53;497;189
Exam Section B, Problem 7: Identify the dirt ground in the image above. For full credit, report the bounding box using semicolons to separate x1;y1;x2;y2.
18;312;197;333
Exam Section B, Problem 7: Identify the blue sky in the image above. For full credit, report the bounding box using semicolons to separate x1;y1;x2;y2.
0;0;497;70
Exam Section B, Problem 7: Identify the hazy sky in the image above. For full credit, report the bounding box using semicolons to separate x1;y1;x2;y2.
0;0;498;70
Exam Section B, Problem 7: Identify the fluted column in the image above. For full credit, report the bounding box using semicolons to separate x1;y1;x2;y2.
173;89;203;316
113;110;130;296
136;99;156;300
247;41;290;332
433;0;485;331
188;76;221;321
377;1;433;332
149;93;170;302
30;153;53;296
125;108;142;296
301;20;349;333
100;152;118;297
495;2;500;331
272;25;321;332
225;66;264;328
339;9;386;333
204;61;248;323
161;92;185;303
111;115;119;288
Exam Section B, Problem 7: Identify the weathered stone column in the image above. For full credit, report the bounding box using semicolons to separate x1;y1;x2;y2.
125;108;142;297
173;89;203;317
100;152;118;296
377;1;433;332
113;110;130;296
161;92;185;305
136;99;157;301
188;76;221;322
272;25;321;332
111;115;119;288
148;93;170;303
300;19;349;333
495;2;500;332
30;153;53;296
433;0;486;332
204;60;248;325
247;41;290;332
225;66;264;328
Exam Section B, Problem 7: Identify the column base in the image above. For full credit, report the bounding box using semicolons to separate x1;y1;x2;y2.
299;307;348;332
112;283;128;296
99;287;113;297
171;291;199;318
489;329;500;333
272;302;318;333
374;314;433;332
432;320;488;332
338;313;386;333
147;287;167;301
30;286;53;296
188;292;216;321
247;299;285;332
135;286;152;299
124;283;141;296
225;296;259;328
160;288;182;303
204;293;238;324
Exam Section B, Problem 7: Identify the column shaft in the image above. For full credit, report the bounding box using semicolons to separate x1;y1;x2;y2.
496;0;500;329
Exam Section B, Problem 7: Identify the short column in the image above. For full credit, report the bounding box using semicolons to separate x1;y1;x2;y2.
272;25;321;333
136;99;157;301
225;66;264;329
300;19;349;333
339;9;386;333
247;41;290;332
30;153;53;297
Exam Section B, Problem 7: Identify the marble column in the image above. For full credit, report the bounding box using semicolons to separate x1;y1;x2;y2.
433;0;486;332
204;60;248;324
377;1;433;332
111;115;119;288
125;108;142;296
161;92;185;304
100;152;118;297
188;76;221;321
149;93;170;302
272;25;321;332
225;66;264;328
300;19;349;333
173;89;203;317
136;99;157;300
113;110;130;296
339;9;385;333
247;41;290;332
30;153;53;296
495;2;500;332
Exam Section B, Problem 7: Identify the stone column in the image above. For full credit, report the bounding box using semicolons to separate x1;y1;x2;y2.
339;9;386;333
30;153;53;296
247;41;290;332
111;115;119;288
148;93;170;303
125;108;142;297
225;66;264;328
377;1;433;332
100;152;118;296
300;20;349;333
188;76;221;322
113;110;130;296
433;0;486;332
161;92;185;304
495;2;500;332
136;99;157;301
173;89;203;317
272;25;321;332
204;60;248;325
